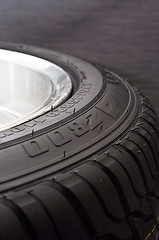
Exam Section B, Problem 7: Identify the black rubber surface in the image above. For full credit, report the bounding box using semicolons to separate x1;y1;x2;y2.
0;45;158;239
0;44;139;193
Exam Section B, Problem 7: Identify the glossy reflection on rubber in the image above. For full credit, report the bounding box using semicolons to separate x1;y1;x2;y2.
0;49;72;132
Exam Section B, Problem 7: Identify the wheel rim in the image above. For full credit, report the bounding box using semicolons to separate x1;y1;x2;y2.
0;49;72;132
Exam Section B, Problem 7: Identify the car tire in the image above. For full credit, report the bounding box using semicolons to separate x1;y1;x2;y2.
0;43;159;240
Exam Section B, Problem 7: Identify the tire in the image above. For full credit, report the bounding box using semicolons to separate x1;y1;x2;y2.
0;43;159;240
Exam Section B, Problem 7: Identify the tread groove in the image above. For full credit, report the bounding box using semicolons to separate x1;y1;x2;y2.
88;161;129;214
0;198;37;240
50;180;97;237
132;129;159;172
139;125;159;156
142;110;159;125
28;192;61;240
117;144;150;191
76;172;121;222
125;132;158;179
143;103;156;116
140;116;159;138
106;148;142;197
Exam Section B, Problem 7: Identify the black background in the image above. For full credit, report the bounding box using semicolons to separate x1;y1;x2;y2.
0;0;159;114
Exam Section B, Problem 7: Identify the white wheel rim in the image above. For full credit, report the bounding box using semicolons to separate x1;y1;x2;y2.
0;49;72;132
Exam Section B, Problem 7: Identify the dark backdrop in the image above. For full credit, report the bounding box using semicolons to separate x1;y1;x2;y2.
0;0;159;114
